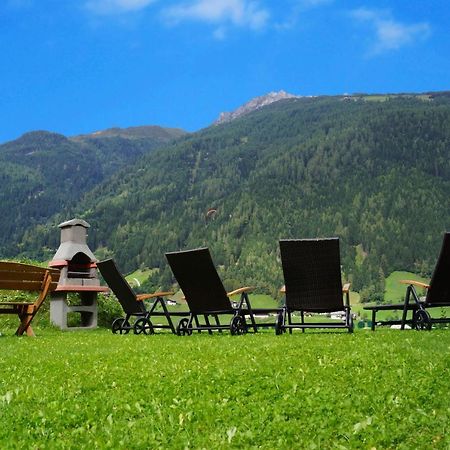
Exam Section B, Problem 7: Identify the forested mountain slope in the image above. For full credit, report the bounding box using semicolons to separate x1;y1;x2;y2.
19;95;450;298
0;127;186;255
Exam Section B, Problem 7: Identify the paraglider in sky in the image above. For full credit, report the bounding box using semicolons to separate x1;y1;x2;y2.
205;208;217;220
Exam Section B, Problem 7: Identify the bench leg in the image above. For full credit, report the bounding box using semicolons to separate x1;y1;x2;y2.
14;304;37;336
16;314;36;337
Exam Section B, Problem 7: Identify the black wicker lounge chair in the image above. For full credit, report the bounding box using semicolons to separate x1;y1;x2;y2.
364;232;450;330
165;247;275;335
97;258;182;334
276;238;353;334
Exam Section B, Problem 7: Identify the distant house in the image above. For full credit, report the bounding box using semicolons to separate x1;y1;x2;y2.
330;311;346;321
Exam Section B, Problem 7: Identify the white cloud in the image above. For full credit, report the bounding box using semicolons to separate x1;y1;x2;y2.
351;8;431;55
213;26;227;40
274;0;333;31
163;0;269;32
85;0;157;15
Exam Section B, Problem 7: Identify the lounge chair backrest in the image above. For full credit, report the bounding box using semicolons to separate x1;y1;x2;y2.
427;232;450;304
97;259;146;314
165;248;231;314
279;238;344;312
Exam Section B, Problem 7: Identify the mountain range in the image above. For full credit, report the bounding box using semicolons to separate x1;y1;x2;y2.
214;90;300;124
1;92;450;299
0;126;186;254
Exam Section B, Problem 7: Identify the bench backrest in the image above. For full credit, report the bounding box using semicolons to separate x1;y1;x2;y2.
0;262;60;293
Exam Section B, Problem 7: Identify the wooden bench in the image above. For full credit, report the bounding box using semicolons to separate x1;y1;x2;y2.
0;262;60;336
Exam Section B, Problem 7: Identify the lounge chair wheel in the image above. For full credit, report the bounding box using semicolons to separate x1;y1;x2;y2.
112;318;130;334
230;315;247;335
275;311;284;335
348;315;354;333
134;317;154;335
413;309;432;331
177;318;192;336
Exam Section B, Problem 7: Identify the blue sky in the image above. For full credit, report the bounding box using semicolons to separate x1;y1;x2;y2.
1;0;449;143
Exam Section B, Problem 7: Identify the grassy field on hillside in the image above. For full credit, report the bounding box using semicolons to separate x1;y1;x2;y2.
384;271;429;303
0;329;449;449
125;268;157;287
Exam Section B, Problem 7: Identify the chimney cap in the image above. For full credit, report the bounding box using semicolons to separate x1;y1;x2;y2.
58;219;90;229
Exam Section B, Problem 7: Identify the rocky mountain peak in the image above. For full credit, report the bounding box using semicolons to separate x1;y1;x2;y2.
214;90;300;125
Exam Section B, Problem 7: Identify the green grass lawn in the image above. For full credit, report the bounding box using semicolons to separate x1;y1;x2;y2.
0;329;449;449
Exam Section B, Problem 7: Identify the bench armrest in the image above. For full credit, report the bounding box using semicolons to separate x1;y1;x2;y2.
399;280;430;289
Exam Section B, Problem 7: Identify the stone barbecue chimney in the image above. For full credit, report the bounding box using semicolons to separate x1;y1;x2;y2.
49;219;107;330
50;219;99;288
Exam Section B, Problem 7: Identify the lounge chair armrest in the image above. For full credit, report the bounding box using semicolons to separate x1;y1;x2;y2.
399;280;430;289
342;282;351;307
280;285;286;294
136;291;174;301
227;286;254;297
